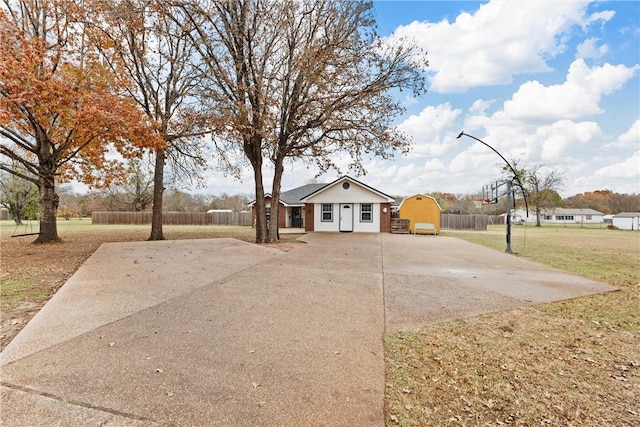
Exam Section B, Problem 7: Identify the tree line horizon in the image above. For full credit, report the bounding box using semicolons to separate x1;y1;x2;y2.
1;0;428;243
3;171;637;225
2;1;636;242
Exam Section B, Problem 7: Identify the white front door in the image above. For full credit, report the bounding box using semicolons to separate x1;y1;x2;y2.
340;204;353;232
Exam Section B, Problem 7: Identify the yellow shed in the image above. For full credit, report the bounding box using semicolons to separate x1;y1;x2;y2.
398;194;442;235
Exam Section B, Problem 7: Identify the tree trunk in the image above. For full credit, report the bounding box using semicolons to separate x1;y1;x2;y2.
268;160;285;243
253;165;268;243
535;205;541;227
34;174;60;243
148;147;165;241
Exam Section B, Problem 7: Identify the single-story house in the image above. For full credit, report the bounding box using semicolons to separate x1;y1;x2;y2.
251;176;394;233
397;194;442;234
249;183;326;229
512;208;605;225
612;212;640;230
301;176;394;233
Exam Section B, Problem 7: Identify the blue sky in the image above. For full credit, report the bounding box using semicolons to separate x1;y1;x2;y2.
206;0;640;198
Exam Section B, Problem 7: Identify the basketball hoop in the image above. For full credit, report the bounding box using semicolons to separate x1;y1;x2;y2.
473;198;491;208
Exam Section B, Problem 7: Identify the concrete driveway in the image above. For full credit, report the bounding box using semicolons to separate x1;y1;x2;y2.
0;233;615;426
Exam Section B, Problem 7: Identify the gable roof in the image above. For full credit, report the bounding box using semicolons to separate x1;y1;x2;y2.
515;207;605;215
397;193;442;211
542;208;604;216
280;183;327;206
248;183;327;207
613;212;640;218
300;175;394;202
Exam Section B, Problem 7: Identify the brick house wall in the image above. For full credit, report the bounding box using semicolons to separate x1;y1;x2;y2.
251;196;286;228
304;203;314;232
380;202;391;233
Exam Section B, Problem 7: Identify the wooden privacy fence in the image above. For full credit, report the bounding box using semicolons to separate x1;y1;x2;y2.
440;214;502;230
92;211;252;226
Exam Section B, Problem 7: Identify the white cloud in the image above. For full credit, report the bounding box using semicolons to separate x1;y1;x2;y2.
385;0;615;92
499;59;639;121
468;99;494;115
397;103;461;157
595;151;640;180
529;120;601;162
583;10;616;28
575;37;609;59
609;119;640;148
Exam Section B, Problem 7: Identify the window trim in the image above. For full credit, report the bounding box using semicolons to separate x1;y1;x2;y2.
321;203;333;222
567;215;574;221
360;203;373;223
556;215;574;221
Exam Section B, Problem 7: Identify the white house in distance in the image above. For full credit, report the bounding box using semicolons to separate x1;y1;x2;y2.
512;208;605;225
612;212;640;230
301;176;394;233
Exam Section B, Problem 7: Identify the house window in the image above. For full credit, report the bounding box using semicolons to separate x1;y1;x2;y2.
544;215;552;220
360;203;373;222
586;215;592;220
265;206;271;221
321;203;333;222
556;215;574;221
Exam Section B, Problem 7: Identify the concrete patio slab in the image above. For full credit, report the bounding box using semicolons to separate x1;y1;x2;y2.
1;239;281;366
0;233;616;426
381;234;615;332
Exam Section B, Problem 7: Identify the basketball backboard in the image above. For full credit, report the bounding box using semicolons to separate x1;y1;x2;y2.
479;180;509;204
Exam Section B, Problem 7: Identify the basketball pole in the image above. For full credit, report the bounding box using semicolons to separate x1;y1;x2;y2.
505;179;513;253
457;131;521;254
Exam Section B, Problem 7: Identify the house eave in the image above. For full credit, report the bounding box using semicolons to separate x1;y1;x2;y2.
300;175;394;203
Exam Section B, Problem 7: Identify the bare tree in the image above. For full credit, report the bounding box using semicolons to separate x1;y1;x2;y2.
0;167;38;225
208;193;251;212
176;0;426;242
505;161;564;226
99;159;155;211
264;0;425;241
85;0;209;240
173;0;281;242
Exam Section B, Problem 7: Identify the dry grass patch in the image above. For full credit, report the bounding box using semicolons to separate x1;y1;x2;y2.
385;226;639;426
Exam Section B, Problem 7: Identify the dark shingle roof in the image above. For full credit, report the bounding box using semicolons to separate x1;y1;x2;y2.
280;183;327;206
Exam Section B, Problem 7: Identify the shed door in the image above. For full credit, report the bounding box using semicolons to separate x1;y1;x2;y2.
340;204;353;232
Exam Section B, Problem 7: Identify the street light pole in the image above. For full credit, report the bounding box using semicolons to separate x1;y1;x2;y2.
457;131;523;254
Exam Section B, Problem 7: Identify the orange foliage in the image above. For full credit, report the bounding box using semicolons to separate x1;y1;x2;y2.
0;8;163;187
